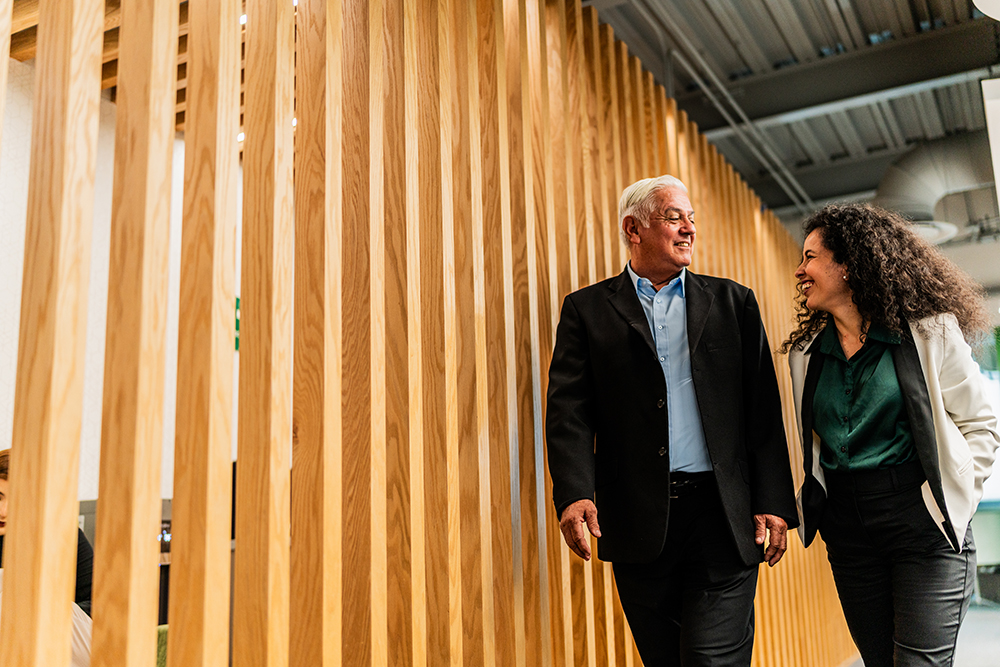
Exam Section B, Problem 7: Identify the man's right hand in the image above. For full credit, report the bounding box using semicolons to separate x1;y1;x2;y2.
559;499;601;561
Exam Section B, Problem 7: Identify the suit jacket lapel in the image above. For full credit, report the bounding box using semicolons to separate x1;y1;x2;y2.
607;269;656;357
892;333;958;549
684;271;713;355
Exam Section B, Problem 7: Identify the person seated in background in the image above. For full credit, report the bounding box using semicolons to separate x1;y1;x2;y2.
0;448;94;616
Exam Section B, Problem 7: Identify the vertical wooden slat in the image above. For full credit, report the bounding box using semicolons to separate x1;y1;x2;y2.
582;7;610;282
0;0;102;665
291;0;344;663
370;0;391;661
0;0;12;150
524;0;553;665
383;0;412;661
91;1;179;665
476;0;518;662
233;0;295;665
598;24;625;273
405;0;443;663
435;0;466;662
341;0;373;659
166;0;241;665
502;0;545;664
457;0;498;663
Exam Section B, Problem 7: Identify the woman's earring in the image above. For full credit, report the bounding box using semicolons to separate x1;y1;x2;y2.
842;275;848;281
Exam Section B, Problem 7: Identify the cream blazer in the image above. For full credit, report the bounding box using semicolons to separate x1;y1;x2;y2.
789;313;1000;551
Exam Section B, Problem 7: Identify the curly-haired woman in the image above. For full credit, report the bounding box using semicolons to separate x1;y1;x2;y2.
783;203;1000;667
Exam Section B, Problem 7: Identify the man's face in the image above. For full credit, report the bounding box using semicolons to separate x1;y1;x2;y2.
624;187;695;278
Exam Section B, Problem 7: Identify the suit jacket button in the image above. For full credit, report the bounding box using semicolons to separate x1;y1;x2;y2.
658;447;667;456
657;398;665;408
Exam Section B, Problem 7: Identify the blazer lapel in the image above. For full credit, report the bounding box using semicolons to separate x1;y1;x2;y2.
892;333;959;549
684;271;714;355
607;269;656;357
799;342;827;546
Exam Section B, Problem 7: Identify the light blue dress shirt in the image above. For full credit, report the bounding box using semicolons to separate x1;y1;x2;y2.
626;263;713;472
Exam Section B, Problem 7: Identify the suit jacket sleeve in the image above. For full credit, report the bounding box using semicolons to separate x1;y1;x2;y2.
546;295;597;518
936;316;1000;505
740;289;799;526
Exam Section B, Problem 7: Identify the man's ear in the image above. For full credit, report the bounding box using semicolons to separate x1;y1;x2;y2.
622;215;639;244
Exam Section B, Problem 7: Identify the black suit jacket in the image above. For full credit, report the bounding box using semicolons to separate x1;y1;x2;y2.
546;269;798;566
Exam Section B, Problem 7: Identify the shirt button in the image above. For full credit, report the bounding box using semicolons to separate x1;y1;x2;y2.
657;399;665;408
845;388;852;395
659;356;665;362
658;447;667;456
657;325;663;330
841;446;847;453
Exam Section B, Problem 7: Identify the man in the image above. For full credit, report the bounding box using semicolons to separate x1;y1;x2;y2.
546;175;798;665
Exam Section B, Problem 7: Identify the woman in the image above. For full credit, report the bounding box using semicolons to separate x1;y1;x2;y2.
0;448;94;616
783;204;999;667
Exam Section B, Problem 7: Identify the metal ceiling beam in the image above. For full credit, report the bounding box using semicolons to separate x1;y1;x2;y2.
676;18;998;131
704;67;991;141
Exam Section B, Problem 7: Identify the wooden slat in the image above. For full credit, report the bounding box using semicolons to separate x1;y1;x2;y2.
290;0;343;664
383;0;412;661
523;0;554;664
0;0;12;151
165;0;241;665
435;0;466;662
404;0;441;663
90;1;179;665
475;0;517;662
340;0;373;660
598;24;625;273
232;0;295;665
582;7;610;282
500;0;538;664
8;0;128;60
0;0;102;665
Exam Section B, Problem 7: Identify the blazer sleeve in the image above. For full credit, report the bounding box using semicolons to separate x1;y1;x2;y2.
546;295;598;518
937;316;1000;505
739;289;799;526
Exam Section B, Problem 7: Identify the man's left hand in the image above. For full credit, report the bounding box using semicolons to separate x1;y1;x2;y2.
753;514;788;566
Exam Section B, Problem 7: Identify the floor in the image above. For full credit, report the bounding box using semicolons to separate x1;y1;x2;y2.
843;601;1000;667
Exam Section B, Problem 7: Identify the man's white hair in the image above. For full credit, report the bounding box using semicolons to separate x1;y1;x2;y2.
618;175;688;248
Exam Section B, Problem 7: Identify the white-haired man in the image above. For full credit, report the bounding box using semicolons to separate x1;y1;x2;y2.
546;175;798;665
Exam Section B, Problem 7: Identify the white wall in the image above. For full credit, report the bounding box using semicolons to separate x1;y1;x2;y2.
0;57;236;501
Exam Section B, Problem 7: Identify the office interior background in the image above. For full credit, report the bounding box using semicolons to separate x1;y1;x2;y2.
0;0;999;665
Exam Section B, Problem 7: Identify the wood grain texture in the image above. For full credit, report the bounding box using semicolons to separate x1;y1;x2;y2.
165;1;240;665
91;1;179;665
291;0;344;664
435;0;466;662
0;0;12;150
233;1;295;665
0;1;102;665
341;0;373;662
476;0;518;663
4;2;865;666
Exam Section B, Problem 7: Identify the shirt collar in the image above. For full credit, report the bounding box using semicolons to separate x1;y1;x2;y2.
626;262;686;297
817;321;901;358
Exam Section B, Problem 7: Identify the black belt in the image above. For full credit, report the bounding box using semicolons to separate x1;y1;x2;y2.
669;471;714;499
823;459;926;495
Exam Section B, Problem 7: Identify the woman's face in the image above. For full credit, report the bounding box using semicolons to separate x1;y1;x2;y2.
0;477;8;536
794;229;853;314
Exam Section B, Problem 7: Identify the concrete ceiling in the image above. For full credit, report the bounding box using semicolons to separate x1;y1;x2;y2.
589;0;1000;318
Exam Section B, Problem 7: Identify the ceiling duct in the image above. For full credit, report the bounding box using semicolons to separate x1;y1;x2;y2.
873;130;994;225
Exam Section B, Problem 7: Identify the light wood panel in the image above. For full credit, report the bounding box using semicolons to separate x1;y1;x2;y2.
291;0;343;664
165;1;241;665
0;0;12;150
91;1;179;665
233;1;294;665
0;0;102;665
2;3;863;667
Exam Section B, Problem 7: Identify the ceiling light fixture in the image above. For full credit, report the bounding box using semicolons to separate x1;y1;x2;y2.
973;1;1000;19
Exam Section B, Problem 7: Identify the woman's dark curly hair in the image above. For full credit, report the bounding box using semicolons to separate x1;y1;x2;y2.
781;203;990;352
